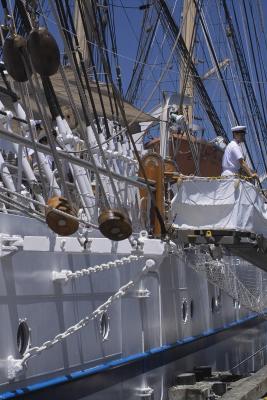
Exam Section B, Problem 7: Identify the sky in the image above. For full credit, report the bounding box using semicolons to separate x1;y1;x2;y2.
2;0;267;173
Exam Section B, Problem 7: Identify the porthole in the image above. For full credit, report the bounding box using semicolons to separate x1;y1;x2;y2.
190;300;194;319
17;319;31;356
99;312;110;341
182;300;188;323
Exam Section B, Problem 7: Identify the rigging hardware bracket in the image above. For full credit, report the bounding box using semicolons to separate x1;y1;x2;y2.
0;234;23;257
133;288;151;298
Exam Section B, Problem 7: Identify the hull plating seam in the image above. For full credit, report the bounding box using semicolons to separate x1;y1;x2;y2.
0;312;262;400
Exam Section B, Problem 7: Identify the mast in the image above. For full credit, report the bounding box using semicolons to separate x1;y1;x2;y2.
180;0;196;127
73;1;93;71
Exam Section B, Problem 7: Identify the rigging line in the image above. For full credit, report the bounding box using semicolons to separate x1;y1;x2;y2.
64;0;107;135
19;83;49;202
0;184;99;229
35;0;186;130
194;0;239;125
215;1;245;123
95;1;123;123
229;0;255;123
134;0;179;98
231;2;257;134
135;33;178;98
125;1;160;99
98;1;195;223
91;0;137;150
135;8;156;81
0;123;152;191
157;0;228;140
55;0;93;125
7;0;17;33
206;3;250;139
149;0;178;52
126;14;154;99
109;1;118;58
222;0;266;173
106;0;123;94
16;0;74;200
188;72;267;86
125;0;192;123
82;1;184;235
248;1;267;128
17;1;246;87
63;0;121;208
76;0;118;138
0;186;44;218
52;0;123;210
256;0;267;55
31;73;74;199
0;193;45;223
8;3;53;202
231;0;249;72
238;3;267;169
125;17;148;102
107;2;155;9
126;7;162;103
238;86;262;167
28;6;184;77
117;0;139;41
239;0;258;96
91;1;118;120
36;0;48;28
238;0;254;91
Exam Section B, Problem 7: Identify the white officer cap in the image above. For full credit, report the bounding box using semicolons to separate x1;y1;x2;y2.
231;125;246;133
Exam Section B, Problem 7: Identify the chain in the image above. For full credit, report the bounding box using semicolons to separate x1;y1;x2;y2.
20;259;155;367
52;253;144;283
176;175;257;182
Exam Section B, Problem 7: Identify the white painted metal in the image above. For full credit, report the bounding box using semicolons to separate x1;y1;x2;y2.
13;102;61;197
55;115;95;220
0;102;45;205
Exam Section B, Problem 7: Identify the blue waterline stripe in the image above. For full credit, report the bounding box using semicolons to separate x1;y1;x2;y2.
0;313;261;399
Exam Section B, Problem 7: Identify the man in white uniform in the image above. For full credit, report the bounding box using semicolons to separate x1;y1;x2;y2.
221;125;258;179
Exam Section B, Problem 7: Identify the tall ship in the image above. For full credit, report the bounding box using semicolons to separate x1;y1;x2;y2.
0;1;267;399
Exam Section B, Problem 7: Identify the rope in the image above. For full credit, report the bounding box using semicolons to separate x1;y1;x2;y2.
0;185;99;229
52;0;123;210
172;174;258;182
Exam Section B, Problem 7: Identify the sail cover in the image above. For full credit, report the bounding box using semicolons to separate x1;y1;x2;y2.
171;177;267;237
8;67;156;131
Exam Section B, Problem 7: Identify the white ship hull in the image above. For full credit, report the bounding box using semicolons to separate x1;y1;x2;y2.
0;213;266;399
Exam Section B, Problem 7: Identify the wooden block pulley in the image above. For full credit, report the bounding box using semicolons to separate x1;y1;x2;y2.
46;196;79;236
27;27;60;76
98;209;132;241
3;34;32;82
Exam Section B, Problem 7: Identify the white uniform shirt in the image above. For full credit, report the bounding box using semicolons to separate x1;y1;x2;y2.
221;139;243;176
